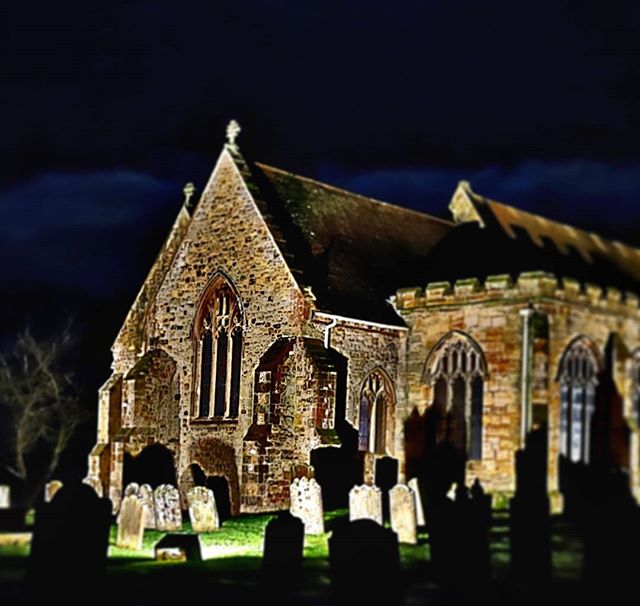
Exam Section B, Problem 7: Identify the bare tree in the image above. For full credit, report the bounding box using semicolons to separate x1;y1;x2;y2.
0;324;87;503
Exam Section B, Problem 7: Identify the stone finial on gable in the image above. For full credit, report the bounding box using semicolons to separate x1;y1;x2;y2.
448;180;484;227
226;119;241;151
183;182;197;214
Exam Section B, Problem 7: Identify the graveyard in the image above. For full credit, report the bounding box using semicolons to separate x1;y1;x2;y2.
0;477;601;606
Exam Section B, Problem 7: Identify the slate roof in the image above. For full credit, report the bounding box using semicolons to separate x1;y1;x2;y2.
422;187;640;292
246;160;454;325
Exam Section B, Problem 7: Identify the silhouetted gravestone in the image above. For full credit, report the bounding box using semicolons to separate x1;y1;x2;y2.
154;484;182;531
511;431;551;585
0;509;26;530
580;469;639;596
426;494;458;587
408;477;426;526
329;519;402;606
389;484;417;544
116;495;145;550
139;484;156;529
187;486;219;532
261;511;304;582
349;484;383;524
83;475;104;497
375;456;398;522
510;495;551;584
289;477;324;535
154;533;202;562
26;482;111;600
0;485;9;508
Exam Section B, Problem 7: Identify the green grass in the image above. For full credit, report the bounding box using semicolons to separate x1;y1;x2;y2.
0;508;584;587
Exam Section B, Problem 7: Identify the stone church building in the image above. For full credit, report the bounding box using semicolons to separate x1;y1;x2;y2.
86;123;640;514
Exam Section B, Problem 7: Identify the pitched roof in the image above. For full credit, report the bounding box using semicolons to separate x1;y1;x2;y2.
245;160;454;325
424;183;640;291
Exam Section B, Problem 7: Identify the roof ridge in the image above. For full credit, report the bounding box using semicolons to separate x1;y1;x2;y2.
254;161;454;226
471;191;640;255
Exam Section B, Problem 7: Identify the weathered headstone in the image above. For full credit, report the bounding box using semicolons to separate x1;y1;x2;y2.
329;519;402;606
123;482;140;498
289;477;324;535
408;477;426;526
389;484;418;544
154;484;182;531
349;484;383;525
0;485;9;509
116;495;145;550
139;484;156;529
44;480;63;503
187;486;219;532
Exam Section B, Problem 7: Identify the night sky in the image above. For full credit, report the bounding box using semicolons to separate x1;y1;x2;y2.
2;2;640;455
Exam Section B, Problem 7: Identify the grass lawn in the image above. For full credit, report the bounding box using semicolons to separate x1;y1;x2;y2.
0;508;585;605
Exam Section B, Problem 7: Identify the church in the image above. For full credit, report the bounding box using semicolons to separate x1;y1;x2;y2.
85;122;640;515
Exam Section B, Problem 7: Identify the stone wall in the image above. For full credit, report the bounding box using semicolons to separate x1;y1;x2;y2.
395;271;640;499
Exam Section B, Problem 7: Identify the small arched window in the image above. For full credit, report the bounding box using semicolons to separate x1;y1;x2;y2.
358;369;394;454
424;332;486;460
558;337;599;463
194;275;243;419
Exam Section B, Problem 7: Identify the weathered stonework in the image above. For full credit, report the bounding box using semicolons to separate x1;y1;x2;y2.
116;495;145;550
139;484;156;529
389;484;418;544
154;484;182;531
349;484;383;525
396;271;640;499
187;486;219;532
408;477;426;526
289;477;324;535
85;135;640;517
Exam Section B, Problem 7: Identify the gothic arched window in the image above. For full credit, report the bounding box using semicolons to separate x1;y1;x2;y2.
558;337;599;463
358;369;394;454
632;350;640;428
424;332;486;460
193;276;243;419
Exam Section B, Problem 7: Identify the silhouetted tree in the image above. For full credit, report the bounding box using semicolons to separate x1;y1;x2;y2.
0;324;86;504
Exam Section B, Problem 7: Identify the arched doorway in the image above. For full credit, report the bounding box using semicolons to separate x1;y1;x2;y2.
123;443;176;489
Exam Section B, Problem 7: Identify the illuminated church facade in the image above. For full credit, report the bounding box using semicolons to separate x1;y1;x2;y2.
86;123;640;513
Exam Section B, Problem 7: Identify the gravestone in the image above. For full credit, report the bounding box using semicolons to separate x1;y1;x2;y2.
262;511;304;584
155;534;202;562
0;485;9;508
408;477;426;525
389;484;417;544
26;483;111;601
187;486;219;532
116;495;145;550
349;484;383;525
83;476;104;498
289;476;324;535
154;484;182;531
44;480;63;503
139;484;156;529
124;482;140;498
329;519;402;606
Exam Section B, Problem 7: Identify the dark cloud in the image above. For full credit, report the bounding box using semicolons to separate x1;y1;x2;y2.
0;170;179;294
317;159;640;242
2;1;640;180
